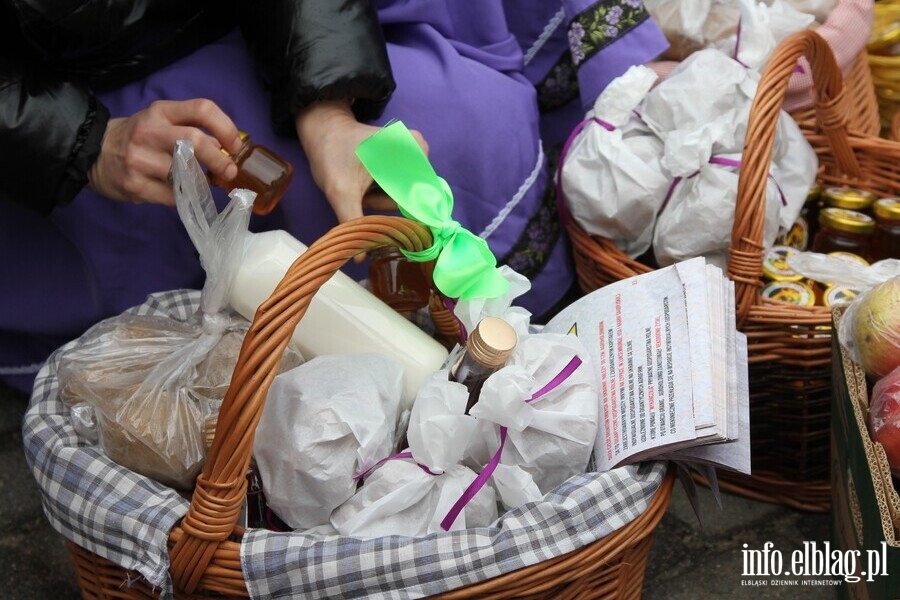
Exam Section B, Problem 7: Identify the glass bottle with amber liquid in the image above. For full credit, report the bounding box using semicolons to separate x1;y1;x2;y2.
368;246;431;320
208;131;294;216
449;316;517;414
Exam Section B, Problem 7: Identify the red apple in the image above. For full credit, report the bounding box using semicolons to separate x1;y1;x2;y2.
869;365;900;477
851;276;900;379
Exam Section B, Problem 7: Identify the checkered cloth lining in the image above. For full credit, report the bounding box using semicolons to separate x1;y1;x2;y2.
22;289;667;599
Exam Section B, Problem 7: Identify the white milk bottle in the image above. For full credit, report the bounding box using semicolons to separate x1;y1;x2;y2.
229;230;450;410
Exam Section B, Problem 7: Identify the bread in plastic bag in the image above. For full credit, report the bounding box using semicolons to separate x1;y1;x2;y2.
57;140;256;490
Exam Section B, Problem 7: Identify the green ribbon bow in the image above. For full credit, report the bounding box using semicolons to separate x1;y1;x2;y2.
356;121;509;301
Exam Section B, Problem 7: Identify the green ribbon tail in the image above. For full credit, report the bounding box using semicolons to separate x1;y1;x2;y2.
356;121;509;300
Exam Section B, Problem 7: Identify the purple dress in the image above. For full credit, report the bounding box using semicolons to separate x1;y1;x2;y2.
0;1;667;393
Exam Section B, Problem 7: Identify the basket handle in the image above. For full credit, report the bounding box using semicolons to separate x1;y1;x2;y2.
730;29;861;324
168;215;435;593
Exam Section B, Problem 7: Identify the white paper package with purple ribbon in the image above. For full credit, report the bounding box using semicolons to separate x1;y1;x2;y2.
559;65;668;258
253;353;404;530
463;332;600;511
330;371;498;537
640;48;817;269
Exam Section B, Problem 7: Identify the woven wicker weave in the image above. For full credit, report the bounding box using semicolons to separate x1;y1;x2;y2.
790;47;880;138
566;29;890;513
64;214;675;599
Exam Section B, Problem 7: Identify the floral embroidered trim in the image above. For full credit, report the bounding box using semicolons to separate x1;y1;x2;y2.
536;0;652;113
568;0;650;66
497;153;562;282
536;55;579;113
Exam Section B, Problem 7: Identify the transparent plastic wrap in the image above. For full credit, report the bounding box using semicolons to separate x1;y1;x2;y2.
56;141;257;490
837;274;900;380
868;366;900;477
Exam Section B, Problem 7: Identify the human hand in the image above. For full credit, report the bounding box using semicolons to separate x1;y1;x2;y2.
86;99;243;206
295;99;429;223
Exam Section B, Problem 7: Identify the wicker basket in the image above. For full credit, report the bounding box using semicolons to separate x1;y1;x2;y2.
565;29;895;513
790;46;880;138
62;214;675;599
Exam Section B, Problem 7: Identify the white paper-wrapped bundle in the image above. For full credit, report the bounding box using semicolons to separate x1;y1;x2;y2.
331;372;497;537
647;0;832;61
641;49;817;268
560;65;668;258
464;333;599;511
254;353;404;530
711;0;814;70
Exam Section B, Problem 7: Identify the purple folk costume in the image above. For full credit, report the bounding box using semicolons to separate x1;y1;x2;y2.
0;1;667;393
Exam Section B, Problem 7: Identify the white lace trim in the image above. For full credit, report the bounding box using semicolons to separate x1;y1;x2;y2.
0;363;42;376
523;6;566;67
479;141;545;240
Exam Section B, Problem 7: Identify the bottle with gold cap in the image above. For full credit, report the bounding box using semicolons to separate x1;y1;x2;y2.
821;186;877;216
870;197;900;261
449;316;518;414
208;131;294;216
811;207;876;260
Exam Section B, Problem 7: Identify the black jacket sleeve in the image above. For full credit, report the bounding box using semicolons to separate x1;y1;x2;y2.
239;0;396;135
0;52;109;215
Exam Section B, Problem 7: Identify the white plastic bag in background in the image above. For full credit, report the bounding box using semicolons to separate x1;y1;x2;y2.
254;353;405;530
57;141;255;489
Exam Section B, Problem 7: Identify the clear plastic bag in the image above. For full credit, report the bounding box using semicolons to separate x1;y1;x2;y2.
57;141;256;490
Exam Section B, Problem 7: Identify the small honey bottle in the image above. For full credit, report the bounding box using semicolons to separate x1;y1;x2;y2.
209;131;294;216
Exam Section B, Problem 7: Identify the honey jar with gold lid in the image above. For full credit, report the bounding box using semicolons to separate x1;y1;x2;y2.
811;207;876;259
871;197;900;261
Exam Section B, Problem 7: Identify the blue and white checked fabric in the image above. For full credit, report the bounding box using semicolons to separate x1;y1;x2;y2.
23;289;666;599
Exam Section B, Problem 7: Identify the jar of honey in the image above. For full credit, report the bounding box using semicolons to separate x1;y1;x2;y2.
208;131;294;216
870;197;900;261
811;207;875;260
367;246;431;320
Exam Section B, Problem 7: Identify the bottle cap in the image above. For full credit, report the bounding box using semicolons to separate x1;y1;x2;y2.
468;317;517;368
822;187;877;211
818;207;876;234
760;280;815;306
762;245;803;282
874;197;900;222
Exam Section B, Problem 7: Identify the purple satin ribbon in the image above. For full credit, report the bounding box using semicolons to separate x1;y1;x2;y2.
353;451;443;483
657;155;788;218
439;354;584;531
555;116;616;227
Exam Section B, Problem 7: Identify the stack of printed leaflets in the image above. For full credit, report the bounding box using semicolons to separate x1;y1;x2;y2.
544;256;751;475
